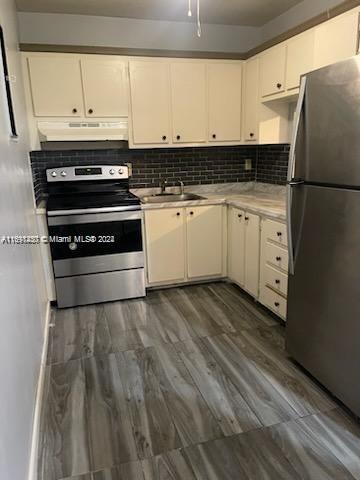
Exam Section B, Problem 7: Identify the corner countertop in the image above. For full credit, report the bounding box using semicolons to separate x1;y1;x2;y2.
134;182;287;221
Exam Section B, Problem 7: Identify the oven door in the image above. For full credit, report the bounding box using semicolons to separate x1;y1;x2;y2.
47;210;144;277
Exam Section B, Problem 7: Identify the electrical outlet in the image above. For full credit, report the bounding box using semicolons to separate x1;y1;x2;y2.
245;158;252;171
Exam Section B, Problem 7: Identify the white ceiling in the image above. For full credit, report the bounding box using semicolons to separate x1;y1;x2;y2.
15;0;304;26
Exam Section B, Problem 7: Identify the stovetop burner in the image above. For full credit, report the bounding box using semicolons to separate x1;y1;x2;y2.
47;191;140;212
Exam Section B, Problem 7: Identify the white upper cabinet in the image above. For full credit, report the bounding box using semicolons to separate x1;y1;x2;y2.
81;59;128;117
260;45;287;98
314;10;360;69
27;56;84;117
129;61;171;145
286;30;315;90
170;62;207;143
243;57;259;141
207;63;242;142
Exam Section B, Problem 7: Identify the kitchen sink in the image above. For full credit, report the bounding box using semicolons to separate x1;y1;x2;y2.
141;193;205;204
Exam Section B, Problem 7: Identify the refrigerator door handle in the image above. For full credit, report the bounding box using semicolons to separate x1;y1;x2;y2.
288;76;307;182
287;76;307;275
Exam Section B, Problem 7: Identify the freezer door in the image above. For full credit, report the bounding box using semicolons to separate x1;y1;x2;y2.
286;185;360;416
294;56;360;187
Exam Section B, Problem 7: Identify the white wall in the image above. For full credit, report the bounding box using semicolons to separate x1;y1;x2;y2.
17;12;261;53
262;0;343;41
0;1;47;480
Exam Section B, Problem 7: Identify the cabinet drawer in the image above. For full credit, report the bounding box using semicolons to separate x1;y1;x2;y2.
262;286;287;319
265;242;288;272
264;265;288;296
263;219;288;246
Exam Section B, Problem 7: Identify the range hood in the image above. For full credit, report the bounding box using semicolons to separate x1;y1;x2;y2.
38;120;128;142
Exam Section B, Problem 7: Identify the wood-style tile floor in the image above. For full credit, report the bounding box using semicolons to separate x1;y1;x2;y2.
39;282;360;480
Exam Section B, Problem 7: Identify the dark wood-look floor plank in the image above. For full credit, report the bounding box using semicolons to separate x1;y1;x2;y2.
249;324;287;354
297;408;360;480
233;329;336;416
39;360;91;480
175;338;262;436
203;334;298;426
269;418;357;480
142;449;197;480
208;282;277;328
59;474;92;480
161;288;223;338
48;305;111;364
92;461;144;480
145;343;223;446
116;349;182;459
84;354;138;471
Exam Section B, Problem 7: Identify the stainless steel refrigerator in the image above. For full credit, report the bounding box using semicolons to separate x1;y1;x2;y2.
286;56;360;417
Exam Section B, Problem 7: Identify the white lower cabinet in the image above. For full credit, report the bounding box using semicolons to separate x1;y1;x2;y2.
228;207;260;298
144;208;185;284
259;218;288;320
186;206;223;279
145;205;224;285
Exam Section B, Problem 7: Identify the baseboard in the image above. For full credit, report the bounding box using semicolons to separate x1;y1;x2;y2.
27;301;52;480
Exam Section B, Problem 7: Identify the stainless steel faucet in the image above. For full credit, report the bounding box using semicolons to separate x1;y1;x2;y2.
178;180;185;195
160;178;168;194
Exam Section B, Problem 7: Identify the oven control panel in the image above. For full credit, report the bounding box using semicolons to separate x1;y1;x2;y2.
46;165;129;182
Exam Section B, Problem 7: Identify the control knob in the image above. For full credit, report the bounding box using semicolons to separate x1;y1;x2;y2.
109;169;115;175
51;171;57;178
118;168;124;175
61;171;67;177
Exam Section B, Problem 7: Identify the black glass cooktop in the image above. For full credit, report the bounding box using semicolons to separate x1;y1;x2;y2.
47;191;140;212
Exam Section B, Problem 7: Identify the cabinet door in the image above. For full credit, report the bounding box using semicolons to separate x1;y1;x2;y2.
171;62;207;143
286;30;315;90
228;208;245;286
145;209;185;284
27;56;83;117
260;45;287;97
81;59;128;117
243;58;259;141
244;213;260;297
207;63;242;142
186;206;223;278
129;61;171;145
314;11;360;69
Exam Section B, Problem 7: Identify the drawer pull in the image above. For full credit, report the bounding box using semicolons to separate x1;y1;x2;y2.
176;212;181;216
245;216;250;221
189;211;194;216
274;302;280;307
277;231;282;237
275;279;280;284
238;214;242;218
276;256;282;261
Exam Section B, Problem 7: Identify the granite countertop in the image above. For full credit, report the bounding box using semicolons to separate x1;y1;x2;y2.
135;182;287;221
35;182;287;221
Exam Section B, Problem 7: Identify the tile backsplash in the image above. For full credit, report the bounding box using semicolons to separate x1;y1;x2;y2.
30;144;289;204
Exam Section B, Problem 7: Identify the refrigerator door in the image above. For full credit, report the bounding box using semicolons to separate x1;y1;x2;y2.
294;56;360;187
286;184;360;416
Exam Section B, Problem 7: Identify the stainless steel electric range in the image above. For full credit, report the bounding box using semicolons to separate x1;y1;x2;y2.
46;165;145;308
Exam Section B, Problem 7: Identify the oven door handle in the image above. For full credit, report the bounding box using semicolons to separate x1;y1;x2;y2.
48;209;143;226
47;205;141;217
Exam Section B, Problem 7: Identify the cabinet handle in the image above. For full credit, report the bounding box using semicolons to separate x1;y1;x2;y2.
72;108;77;114
176;212;181;217
275;279;280;284
189;211;194;216
277;231;282;237
274;302;280;307
176;135;181;140
238;214;242;218
88;108;94;114
277;83;282;89
212;134;216;139
250;133;254;138
276;256;282;261
162;135;167;141
245;216;249;221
